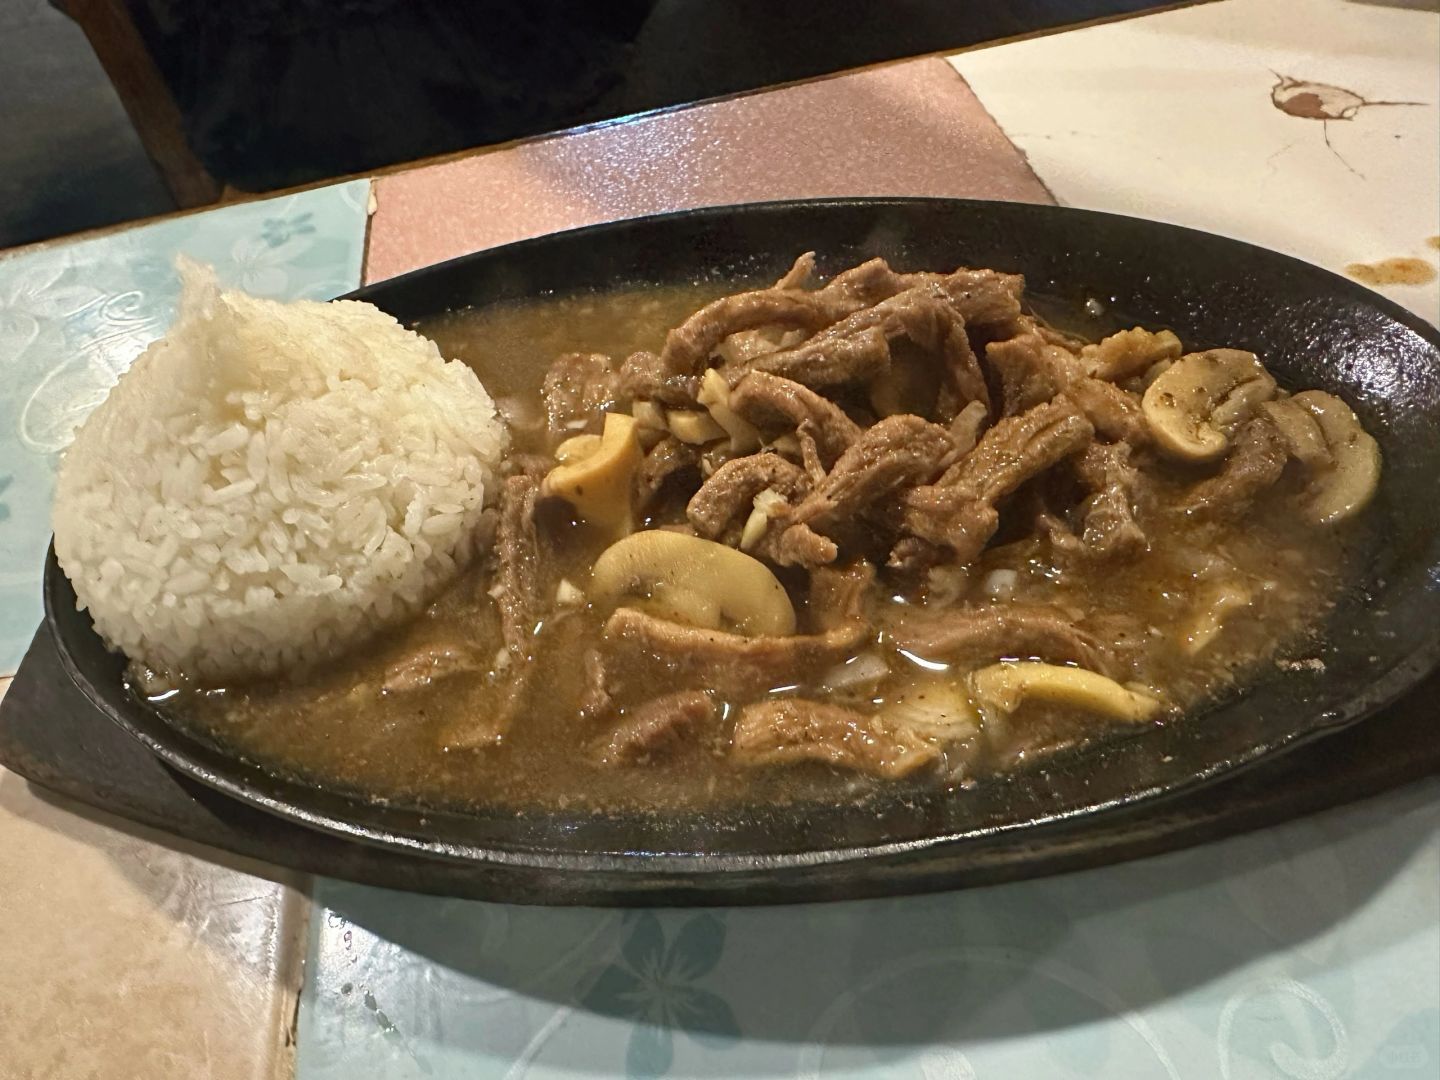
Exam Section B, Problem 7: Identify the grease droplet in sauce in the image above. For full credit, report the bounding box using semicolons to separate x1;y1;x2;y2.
1345;258;1437;287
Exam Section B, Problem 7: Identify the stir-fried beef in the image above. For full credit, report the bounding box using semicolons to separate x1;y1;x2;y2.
444;474;548;749
660;289;863;378
725;324;893;390
542;352;621;436
618;349;696;406
1182;414;1290;520
599;608;867;700
728;370;862;465
1068;378;1151;446
786;416;956;535
492;476;545;658
888;604;1119;676
1044;442;1148;560
596;691;719;765
897;398;1095;562
687;453;811;543
381;642;482;693
986;331;1084;416
807;561;876;631
457;257;1358;785
730;699;940;778
635;436;700;513
773;251;817;290
817;260;1025;330
936;397;1093;497
931;267;1027;331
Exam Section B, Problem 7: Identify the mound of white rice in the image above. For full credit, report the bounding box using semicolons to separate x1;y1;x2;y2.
53;261;507;683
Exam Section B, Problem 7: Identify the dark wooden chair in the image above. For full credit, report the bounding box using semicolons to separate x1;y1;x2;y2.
54;0;223;208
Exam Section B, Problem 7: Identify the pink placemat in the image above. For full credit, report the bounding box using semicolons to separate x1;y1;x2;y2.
365;58;1051;283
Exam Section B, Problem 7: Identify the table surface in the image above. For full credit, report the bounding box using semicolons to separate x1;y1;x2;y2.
1;1;1437;1077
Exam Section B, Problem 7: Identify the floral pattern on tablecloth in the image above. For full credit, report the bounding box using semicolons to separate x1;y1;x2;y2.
297;778;1439;1080
0;181;370;672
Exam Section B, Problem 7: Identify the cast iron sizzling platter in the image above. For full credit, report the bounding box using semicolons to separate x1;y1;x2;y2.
43;199;1440;902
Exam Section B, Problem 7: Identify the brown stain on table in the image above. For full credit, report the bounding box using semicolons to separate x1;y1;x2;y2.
1269;73;1427;175
1345;258;1437;287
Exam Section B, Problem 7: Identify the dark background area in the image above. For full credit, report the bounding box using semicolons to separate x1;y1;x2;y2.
0;0;1173;249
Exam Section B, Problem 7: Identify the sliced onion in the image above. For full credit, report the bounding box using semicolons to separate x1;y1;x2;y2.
884;679;980;739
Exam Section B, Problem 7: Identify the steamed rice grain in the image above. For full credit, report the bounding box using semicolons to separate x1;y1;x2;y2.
53;261;507;683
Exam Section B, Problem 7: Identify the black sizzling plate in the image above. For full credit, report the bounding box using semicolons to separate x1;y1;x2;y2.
43;198;1440;903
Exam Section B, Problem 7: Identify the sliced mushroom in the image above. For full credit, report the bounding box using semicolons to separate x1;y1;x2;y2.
1081;326;1182;382
1260;397;1332;469
1290;390;1382;524
1142;349;1277;462
968;662;1160;723
542;412;641;535
590;530;796;637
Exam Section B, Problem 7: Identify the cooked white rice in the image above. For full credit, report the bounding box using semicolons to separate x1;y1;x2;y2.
53;261;507;683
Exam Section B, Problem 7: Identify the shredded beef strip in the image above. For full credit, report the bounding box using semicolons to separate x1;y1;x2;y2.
752;515;840;569
721;286;989;414
442;475;546;748
598;608;867;701
686;453;811;542
886;603;1120;676
817;260;1026;330
766;411;956;567
1043;442;1149;561
794;420;829;482
886;535;948;575
595;691;719;765
824;285;989;407
935;396;1093;496
728;370;862;465
578;648;612;722
381;642;483;693
985;331;1084;416
897;397;1094;563
1181;414;1290;520
617;349;698;407
542;352;621;437
773;251;817;290
1072;442;1148;557
931;267;1027;331
775;415;957;559
659;290;864;379
807;561;876;631
1067;377;1151;446
724;324;892;390
730;699;940;778
491;475;544;659
635;436;700;513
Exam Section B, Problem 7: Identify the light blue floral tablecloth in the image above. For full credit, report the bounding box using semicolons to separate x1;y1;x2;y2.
0;182;370;673
297;781;1439;1079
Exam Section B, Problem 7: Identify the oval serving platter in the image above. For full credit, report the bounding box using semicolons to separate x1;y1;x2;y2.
45;198;1440;904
